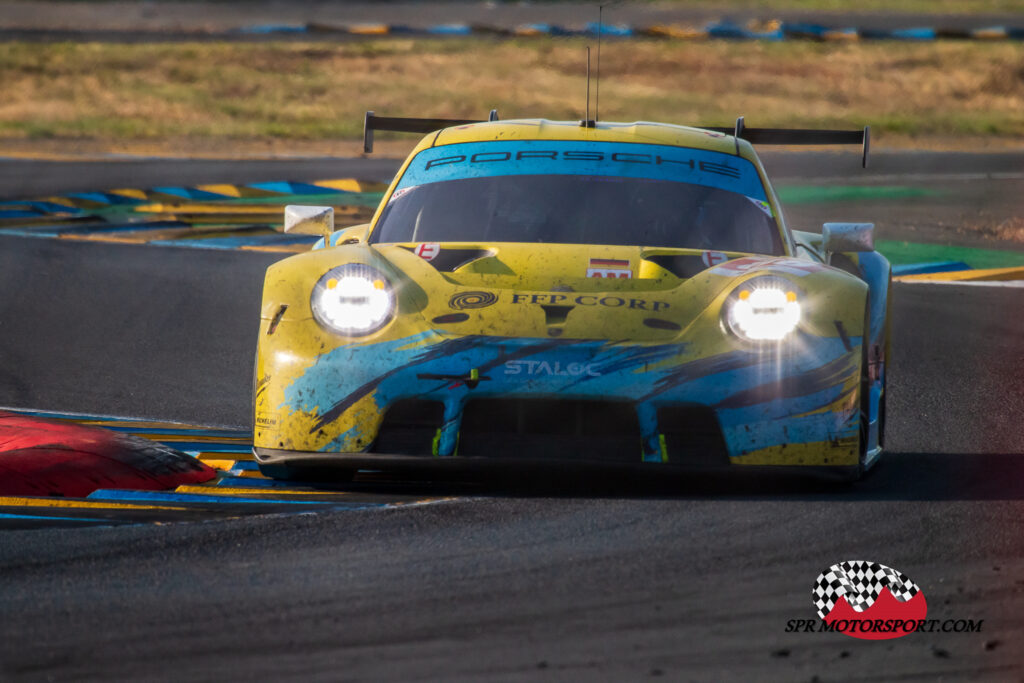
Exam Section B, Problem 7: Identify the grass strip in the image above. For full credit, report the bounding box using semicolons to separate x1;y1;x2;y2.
877;240;1024;268
777;186;939;204
0;39;1021;151
645;0;1024;12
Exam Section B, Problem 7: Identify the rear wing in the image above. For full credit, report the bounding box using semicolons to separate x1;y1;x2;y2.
363;110;499;153
363;111;870;167
704;117;870;168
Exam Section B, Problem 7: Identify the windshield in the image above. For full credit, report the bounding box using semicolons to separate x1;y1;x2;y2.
372;140;783;255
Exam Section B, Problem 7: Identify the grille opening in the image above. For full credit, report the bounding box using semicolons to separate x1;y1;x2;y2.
657;405;730;466
460;399;641;462
372;399;444;455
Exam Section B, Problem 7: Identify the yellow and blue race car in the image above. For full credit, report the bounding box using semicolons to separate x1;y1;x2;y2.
253;112;889;481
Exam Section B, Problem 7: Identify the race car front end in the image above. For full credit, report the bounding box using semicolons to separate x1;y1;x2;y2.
253;243;870;478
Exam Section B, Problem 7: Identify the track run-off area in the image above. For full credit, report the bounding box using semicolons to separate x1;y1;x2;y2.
0;152;1023;681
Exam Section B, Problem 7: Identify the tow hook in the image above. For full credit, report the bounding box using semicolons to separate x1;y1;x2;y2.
416;367;489;389
868;344;882;382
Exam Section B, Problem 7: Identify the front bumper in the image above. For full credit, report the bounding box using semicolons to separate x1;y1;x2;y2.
256;330;863;468
253;447;861;482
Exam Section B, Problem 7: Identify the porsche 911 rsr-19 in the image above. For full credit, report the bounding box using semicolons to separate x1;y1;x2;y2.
252;116;889;482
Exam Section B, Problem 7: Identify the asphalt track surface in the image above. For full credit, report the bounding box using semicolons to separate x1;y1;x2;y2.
1;154;1024;680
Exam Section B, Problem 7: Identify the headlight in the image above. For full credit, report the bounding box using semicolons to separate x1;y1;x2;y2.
311;264;395;336
724;276;801;342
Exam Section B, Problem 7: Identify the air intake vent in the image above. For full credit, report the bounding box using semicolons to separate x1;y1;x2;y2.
657;405;730;465
372;400;444;455
460;399;641;462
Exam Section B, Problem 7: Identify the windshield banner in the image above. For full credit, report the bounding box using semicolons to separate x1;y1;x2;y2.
395;140;767;201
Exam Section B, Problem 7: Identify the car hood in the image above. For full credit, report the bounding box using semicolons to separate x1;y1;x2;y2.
262;242;860;343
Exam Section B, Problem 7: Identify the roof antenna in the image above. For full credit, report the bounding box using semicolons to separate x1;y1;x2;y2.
596;5;603;122
582;47;594;127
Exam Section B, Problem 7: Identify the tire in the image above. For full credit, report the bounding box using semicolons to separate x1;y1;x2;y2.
856;310;871;477
258;462;356;484
856;301;890;479
838;306;872;483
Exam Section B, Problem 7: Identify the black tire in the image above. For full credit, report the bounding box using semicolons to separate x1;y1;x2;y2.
258;462;356;483
838;306;872;483
877;279;892;451
858;306;871;472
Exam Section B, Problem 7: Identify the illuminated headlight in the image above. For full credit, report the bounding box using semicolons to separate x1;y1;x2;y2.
311;264;395;336
724;276;801;342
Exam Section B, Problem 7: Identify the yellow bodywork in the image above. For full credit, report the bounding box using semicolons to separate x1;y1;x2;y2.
254;119;884;472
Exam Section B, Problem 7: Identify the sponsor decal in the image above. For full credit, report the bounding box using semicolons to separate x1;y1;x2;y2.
747;196;774;217
414;243;441;261
710;256;825;278
388;186;416;203
449;291;498;310
396;141;769;202
701;251;729;267
422;150;742;180
511;292;669;312
505;360;601;377
255;412;279;428
587;258;632;279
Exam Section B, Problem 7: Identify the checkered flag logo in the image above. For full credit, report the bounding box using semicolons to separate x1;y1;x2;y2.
813;561;921;619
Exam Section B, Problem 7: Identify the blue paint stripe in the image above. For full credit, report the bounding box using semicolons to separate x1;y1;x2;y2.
892;27;937;40
397;140;768;200
149;233;316;249
27;201;86;214
0;23;1007;45
586;22;633;36
0;210;43;219
2;222;112;237
245;22;1017;42
706;21;780;40
519;23;551;34
246;181;300;195
147;238;247;250
247;181;340;195
860;27;937;40
226;460;259;471
147;237;254;249
428;24;473;35
151;186;236;200
237;24;309;34
153;441;251;453
0;512;112;523
892;261;971;276
65;192;118;204
782;23;833;39
62;192;147;205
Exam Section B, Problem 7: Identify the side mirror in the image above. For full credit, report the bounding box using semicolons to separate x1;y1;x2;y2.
326;224;370;247
823;222;874;261
284;205;334;236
